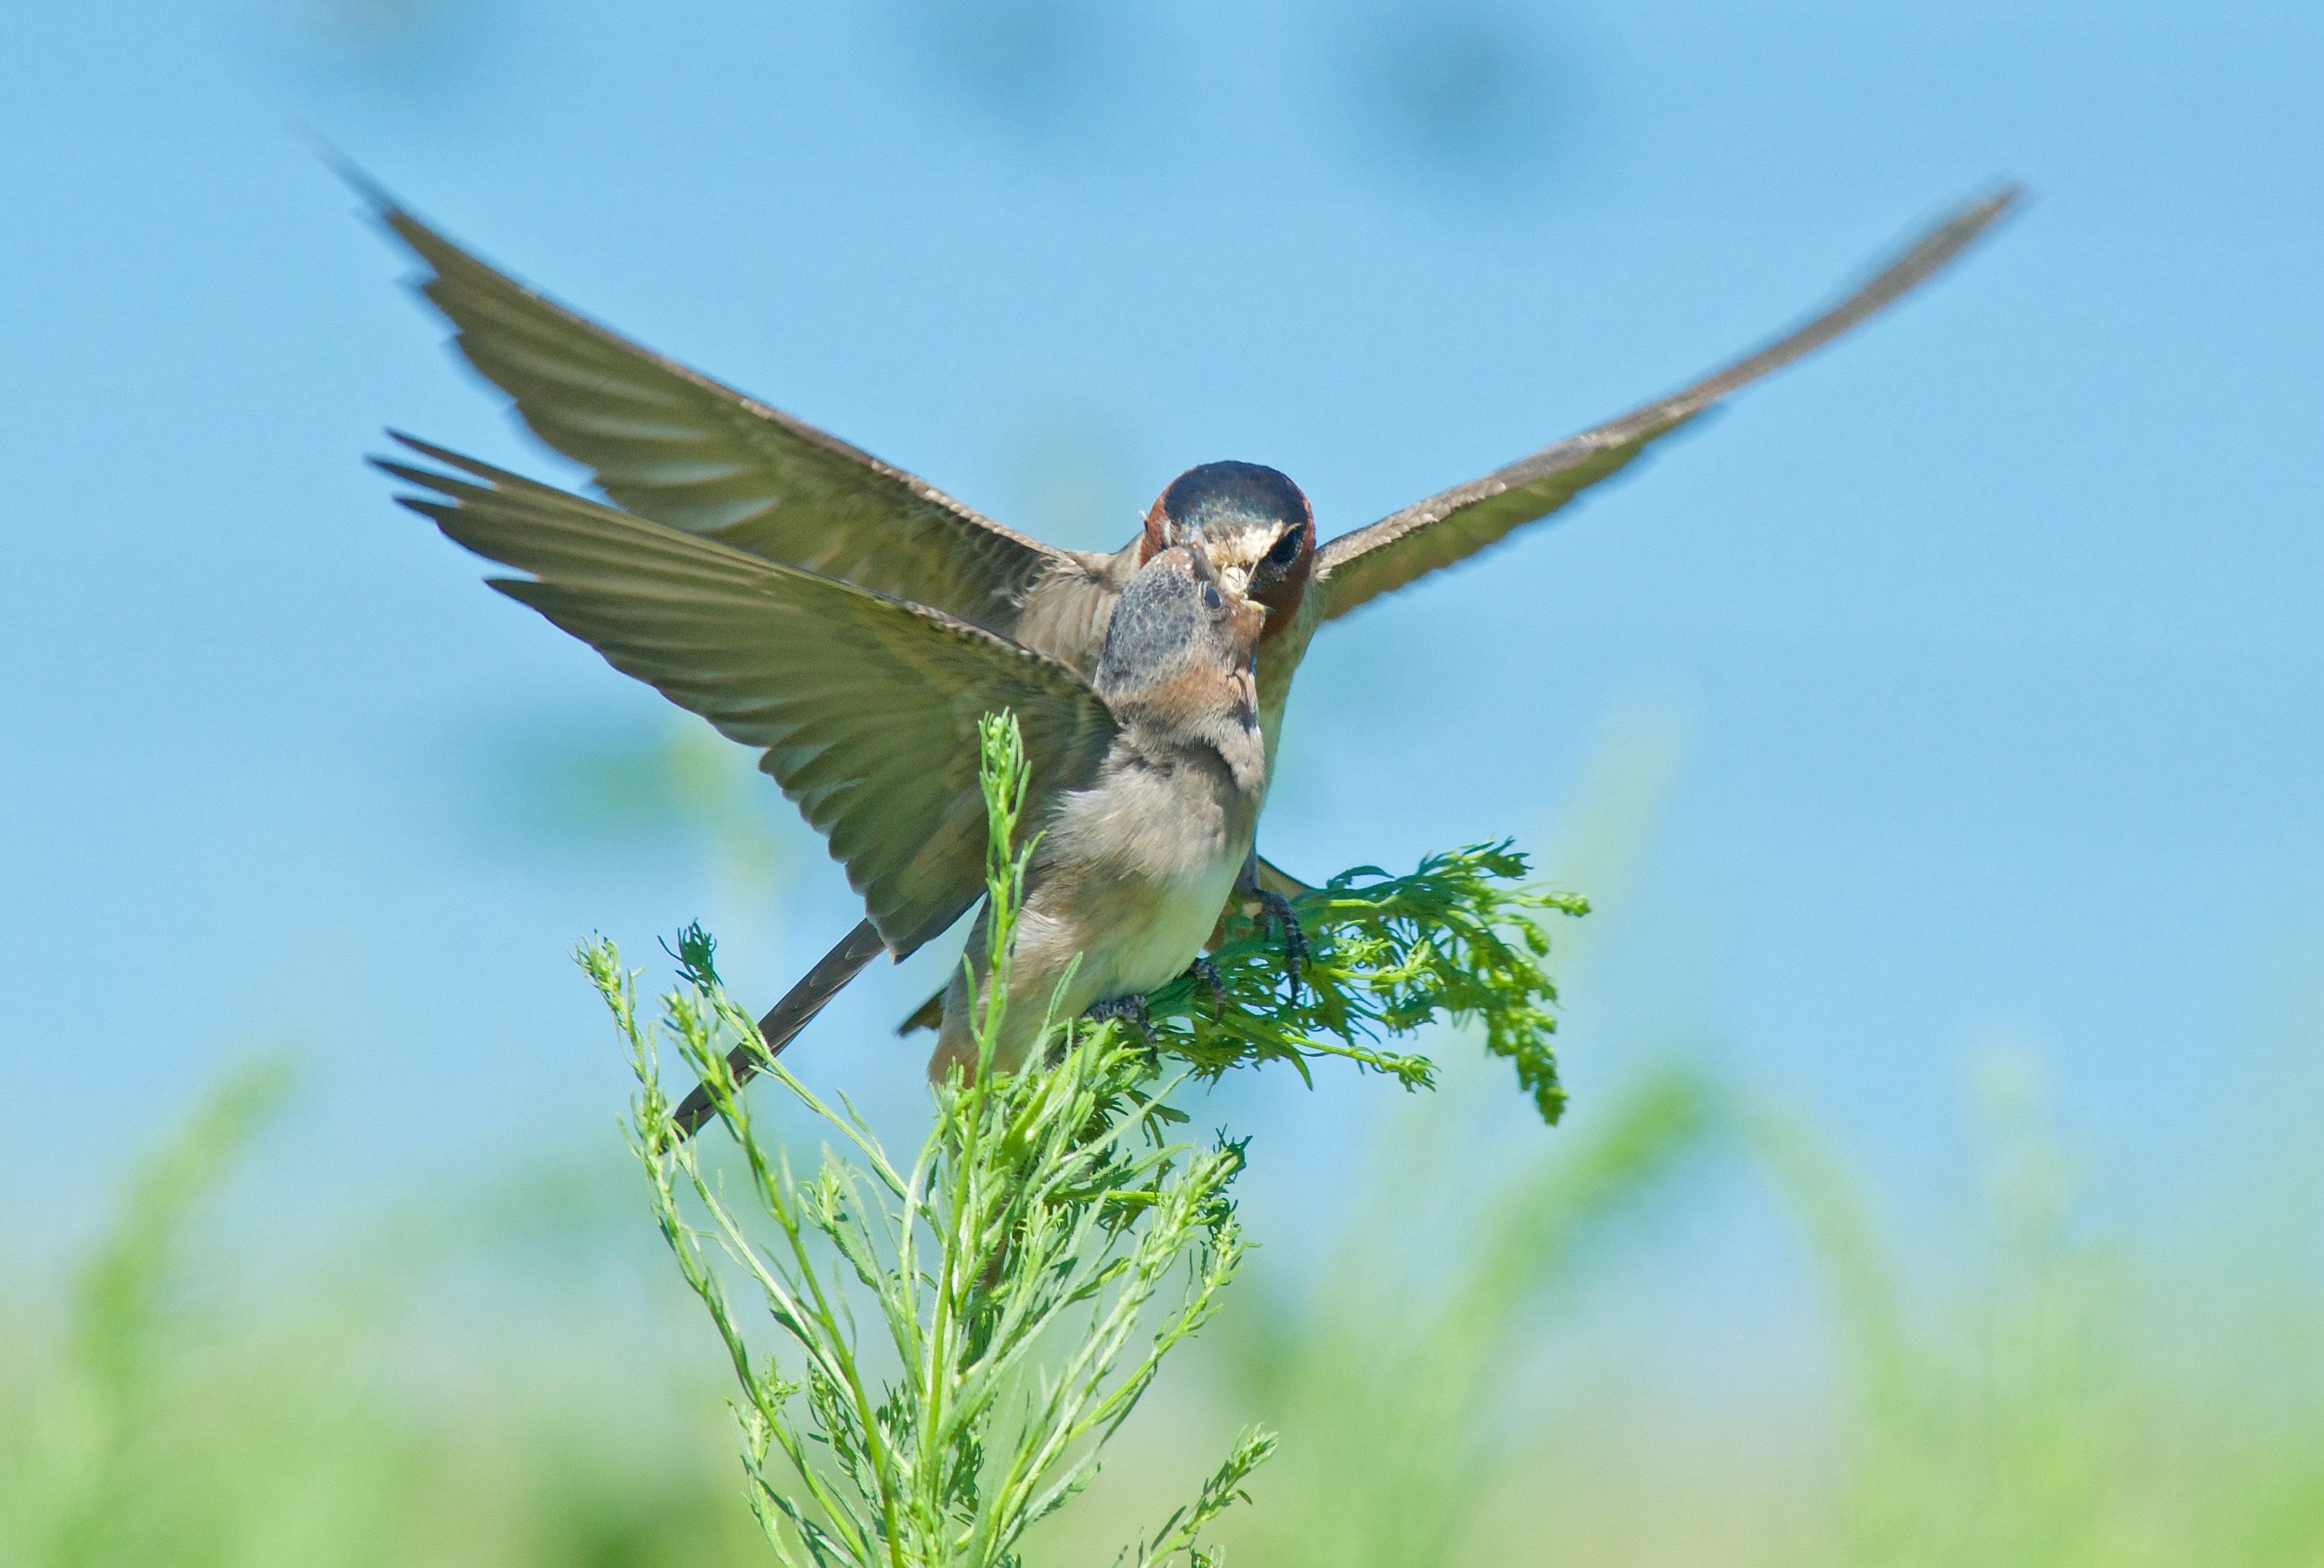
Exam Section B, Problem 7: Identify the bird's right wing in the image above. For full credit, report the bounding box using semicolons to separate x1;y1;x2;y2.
379;437;1117;957
1316;187;2023;620
363;182;1074;632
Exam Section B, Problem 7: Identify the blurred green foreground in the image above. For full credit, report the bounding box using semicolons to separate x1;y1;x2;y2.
7;1036;2323;1568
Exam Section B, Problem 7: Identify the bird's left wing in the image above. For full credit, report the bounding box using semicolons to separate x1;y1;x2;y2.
1316;186;2022;620
378;437;1117;958
362;184;1074;634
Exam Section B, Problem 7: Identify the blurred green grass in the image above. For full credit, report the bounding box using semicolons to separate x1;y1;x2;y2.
0;1059;762;1568
9;708;2315;1564
11;1035;2323;1567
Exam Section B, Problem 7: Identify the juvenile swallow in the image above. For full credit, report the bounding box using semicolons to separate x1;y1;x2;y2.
378;448;1267;1084
363;177;2019;1117
931;537;1267;1079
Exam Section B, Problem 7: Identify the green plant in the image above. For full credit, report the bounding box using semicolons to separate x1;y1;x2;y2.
1751;1056;2161;1568
12;1060;295;1568
0;1053;792;1568
597;714;1263;1568
1153;844;1585;1125
594;711;1590;1567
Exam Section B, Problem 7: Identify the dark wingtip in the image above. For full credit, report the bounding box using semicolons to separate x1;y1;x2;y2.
368;444;520;514
1962;179;2032;238
373;432;538;494
1798;180;2028;345
388;494;452;525
367;453;427;485
296;126;407;222
303;139;464;279
366;444;459;497
1915;180;2032;270
1985;178;2033;213
384;429;463;466
370;459;461;504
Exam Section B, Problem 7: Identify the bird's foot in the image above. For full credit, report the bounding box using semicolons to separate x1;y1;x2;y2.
1084;993;1153;1043
1255;890;1306;999
1188;956;1226;1017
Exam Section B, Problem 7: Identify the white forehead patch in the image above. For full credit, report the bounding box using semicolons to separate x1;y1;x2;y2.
1176;517;1283;568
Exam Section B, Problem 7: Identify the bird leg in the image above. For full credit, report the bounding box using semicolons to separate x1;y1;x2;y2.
1188;956;1227;1016
1235;852;1306;998
1258;891;1306;997
1083;993;1154;1043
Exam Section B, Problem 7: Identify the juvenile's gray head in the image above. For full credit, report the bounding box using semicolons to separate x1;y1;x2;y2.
1094;541;1265;788
1095;541;1262;700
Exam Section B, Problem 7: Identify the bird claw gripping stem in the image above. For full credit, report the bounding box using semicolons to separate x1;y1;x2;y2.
1188;956;1227;1017
1084;992;1154;1043
1256;889;1306;999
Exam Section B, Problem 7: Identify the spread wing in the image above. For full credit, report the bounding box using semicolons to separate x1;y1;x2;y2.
1317;185;2023;620
361;179;1071;631
377;437;1117;956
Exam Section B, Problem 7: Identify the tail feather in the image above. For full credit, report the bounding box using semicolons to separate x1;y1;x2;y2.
672;918;888;1138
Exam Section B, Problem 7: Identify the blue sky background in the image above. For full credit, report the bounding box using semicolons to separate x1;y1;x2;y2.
3;0;2319;1350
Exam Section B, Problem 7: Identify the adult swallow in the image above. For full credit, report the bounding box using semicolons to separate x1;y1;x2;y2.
362;177;2019;1116
378;449;1267;1084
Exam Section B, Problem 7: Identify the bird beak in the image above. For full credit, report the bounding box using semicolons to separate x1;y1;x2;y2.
1177;530;1257;595
1185;541;1267;643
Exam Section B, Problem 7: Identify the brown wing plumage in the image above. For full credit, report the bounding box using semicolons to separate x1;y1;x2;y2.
377;437;1118;956
362;182;1072;633
1317;186;2023;620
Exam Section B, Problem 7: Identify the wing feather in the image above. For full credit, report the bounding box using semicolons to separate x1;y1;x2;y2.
1317;186;2023;619
377;438;1116;956
362;181;1074;631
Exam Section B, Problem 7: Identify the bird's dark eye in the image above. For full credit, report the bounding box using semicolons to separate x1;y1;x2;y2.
1267;528;1301;567
1201;583;1222;610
